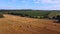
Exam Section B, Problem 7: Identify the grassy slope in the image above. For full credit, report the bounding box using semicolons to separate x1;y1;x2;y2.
48;11;60;18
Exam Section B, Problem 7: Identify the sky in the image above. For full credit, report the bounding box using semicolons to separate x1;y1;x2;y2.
0;0;60;10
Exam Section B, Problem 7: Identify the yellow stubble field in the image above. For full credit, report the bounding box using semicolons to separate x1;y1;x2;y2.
0;14;60;34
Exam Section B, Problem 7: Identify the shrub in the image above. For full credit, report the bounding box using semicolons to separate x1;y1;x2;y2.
37;16;41;19
37;16;44;19
52;16;56;19
44;16;48;18
29;16;34;18
24;14;29;17
40;16;44;18
0;14;4;18
34;16;37;18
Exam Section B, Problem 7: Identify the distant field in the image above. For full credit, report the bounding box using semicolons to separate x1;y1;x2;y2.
0;10;51;18
0;10;60;19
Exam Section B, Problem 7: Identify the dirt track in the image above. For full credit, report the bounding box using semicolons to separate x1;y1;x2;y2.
0;14;60;34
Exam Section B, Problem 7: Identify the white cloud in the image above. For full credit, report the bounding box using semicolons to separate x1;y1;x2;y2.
21;0;26;3
11;0;26;2
34;0;41;3
8;0;26;4
34;0;60;4
8;0;18;4
41;0;60;4
38;4;60;10
10;0;18;2
33;0;60;10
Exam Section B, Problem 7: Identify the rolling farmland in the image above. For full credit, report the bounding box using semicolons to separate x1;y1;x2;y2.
0;10;60;34
0;14;60;34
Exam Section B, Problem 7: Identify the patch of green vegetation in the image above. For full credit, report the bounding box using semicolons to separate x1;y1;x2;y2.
0;13;4;18
0;14;4;18
0;12;4;18
1;10;60;19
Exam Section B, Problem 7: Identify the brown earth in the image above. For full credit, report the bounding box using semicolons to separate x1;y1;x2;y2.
0;14;60;34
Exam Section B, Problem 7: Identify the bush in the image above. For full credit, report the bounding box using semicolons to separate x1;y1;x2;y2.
52;16;56;19
29;16;34;18
37;16;44;19
24;14;29;17
40;16;44;18
44;16;48;18
34;16;37;18
0;14;4;18
37;16;41;19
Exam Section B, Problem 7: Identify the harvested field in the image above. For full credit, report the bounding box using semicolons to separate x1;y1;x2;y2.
0;14;60;34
